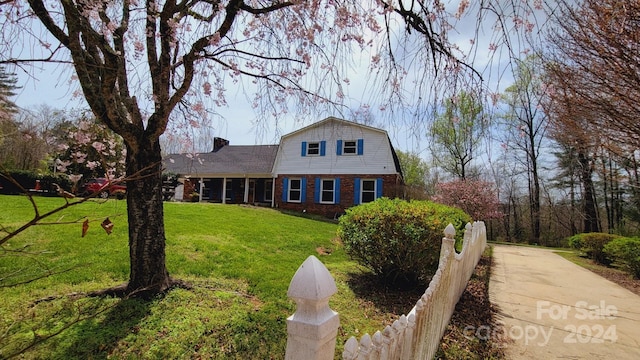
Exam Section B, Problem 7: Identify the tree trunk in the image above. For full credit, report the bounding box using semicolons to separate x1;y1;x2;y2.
578;151;600;233
124;137;172;296
528;135;541;244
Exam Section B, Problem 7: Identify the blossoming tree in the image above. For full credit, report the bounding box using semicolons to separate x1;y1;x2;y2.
0;0;547;297
0;0;390;297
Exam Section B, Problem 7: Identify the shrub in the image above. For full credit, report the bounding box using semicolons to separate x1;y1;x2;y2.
568;233;620;265
0;170;73;195
338;197;472;287
604;237;640;279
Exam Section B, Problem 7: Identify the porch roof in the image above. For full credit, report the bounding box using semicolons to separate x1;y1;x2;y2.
163;145;278;177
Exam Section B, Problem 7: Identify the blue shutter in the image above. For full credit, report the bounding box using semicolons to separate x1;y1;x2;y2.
336;140;343;155
354;178;361;204
376;178;383;199
314;178;321;203
335;178;341;204
357;139;364;155
320;141;326;156
301;178;307;203
282;178;289;202
301;141;307;157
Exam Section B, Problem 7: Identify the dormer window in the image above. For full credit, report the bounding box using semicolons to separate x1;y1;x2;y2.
307;142;320;155
343;141;357;154
301;141;326;157
336;139;364;155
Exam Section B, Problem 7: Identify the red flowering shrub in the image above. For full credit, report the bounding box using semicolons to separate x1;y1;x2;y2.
432;180;503;221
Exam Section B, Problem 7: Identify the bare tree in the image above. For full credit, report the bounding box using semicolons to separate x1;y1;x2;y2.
546;0;640;149
544;0;640;233
500;56;549;244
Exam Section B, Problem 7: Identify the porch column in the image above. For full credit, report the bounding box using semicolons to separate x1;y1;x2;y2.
198;177;204;202
222;177;227;204
244;177;250;204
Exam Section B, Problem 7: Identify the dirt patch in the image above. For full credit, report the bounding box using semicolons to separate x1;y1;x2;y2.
576;259;640;296
436;251;508;359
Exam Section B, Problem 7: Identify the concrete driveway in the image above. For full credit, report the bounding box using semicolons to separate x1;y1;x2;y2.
488;245;640;359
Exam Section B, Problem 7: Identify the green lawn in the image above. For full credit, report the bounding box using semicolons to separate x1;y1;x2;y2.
0;195;417;359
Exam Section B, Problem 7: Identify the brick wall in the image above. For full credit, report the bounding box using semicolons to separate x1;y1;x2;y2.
275;174;403;218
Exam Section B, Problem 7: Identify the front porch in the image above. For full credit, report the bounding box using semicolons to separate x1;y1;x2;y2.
188;176;275;206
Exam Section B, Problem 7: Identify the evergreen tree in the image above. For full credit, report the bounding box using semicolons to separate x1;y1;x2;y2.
0;66;19;122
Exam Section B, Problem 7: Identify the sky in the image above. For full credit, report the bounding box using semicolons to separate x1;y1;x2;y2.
12;50;431;153
10;1;546;156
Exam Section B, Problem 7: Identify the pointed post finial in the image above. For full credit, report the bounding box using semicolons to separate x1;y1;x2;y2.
444;223;456;239
285;255;340;360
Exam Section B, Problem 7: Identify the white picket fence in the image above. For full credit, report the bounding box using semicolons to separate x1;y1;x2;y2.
285;221;487;360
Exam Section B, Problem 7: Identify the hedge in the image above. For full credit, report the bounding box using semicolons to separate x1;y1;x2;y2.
0;170;73;196
338;197;472;288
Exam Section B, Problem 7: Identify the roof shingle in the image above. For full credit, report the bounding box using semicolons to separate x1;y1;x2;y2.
163;145;278;176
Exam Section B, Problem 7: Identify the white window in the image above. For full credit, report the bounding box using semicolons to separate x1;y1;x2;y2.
343;140;357;154
361;179;376;203
307;142;320;156
320;179;335;204
288;178;302;202
337;139;363;155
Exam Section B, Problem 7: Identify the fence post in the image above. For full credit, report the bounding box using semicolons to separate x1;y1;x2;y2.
285;255;340;360
441;223;456;256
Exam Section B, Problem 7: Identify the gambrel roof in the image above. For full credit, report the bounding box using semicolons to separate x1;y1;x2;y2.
163;117;403;178
274;116;403;176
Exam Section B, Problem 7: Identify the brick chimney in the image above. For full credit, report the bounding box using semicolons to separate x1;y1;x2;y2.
212;137;229;152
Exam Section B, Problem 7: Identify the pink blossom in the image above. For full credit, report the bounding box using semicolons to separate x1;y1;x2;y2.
191;102;205;115
92;141;106;152
490;92;500;105
86;161;100;170
203;82;212;95
455;0;470;19
74;132;91;145
433;180;503;220
134;40;144;53
78;120;91;131
69;174;83;183
208;33;221;46
56;159;71;172
74;152;87;163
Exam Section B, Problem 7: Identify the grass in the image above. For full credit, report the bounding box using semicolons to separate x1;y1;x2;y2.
555;250;640;296
0;195;426;359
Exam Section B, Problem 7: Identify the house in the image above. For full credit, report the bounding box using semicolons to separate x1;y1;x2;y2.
163;117;403;216
164;139;278;205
